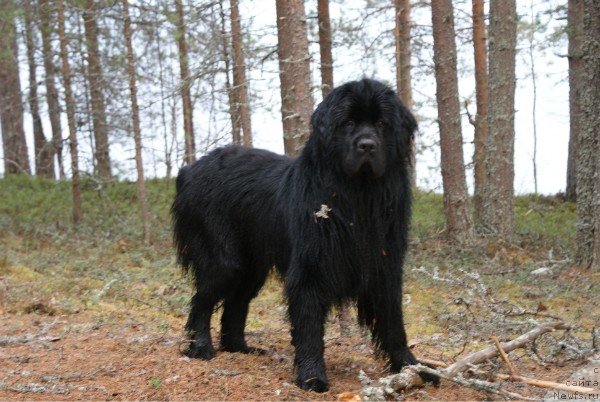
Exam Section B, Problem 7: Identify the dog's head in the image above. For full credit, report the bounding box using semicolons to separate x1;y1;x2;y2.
307;78;416;179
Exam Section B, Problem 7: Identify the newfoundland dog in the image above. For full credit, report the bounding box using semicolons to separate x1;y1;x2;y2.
172;78;437;392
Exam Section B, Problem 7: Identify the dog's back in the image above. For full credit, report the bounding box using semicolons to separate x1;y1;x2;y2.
172;145;291;280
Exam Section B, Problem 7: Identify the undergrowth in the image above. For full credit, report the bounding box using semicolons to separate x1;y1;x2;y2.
1;175;594;358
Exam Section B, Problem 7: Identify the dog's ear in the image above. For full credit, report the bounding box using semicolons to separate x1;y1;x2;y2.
307;88;344;156
392;96;417;164
310;97;331;140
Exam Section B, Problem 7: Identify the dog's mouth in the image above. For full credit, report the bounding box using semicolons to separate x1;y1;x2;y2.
343;154;386;178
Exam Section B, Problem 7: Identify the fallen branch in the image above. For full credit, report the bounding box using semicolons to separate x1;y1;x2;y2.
445;321;571;376
420;357;598;395
361;321;578;400
414;364;536;401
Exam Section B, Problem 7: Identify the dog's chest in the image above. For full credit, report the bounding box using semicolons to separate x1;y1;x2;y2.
313;201;390;264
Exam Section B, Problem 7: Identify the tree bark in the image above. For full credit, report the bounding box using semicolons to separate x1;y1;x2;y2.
153;25;174;180
575;0;600;270
82;0;111;182
317;0;334;98
39;0;65;179
528;1;538;195
394;0;415;187
24;0;54;179
57;0;82;224
175;0;195;164
394;0;412;110
0;2;31;175
481;0;516;238
431;0;472;244
230;0;252;147
218;0;241;145
122;0;151;244
471;0;489;230
276;0;314;156
566;0;584;202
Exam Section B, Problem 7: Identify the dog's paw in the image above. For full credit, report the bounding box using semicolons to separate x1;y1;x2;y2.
417;370;440;386
221;343;267;356
390;350;440;387
296;374;329;393
184;343;216;360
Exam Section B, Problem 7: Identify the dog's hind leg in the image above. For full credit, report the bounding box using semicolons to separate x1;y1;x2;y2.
220;266;269;355
184;286;220;360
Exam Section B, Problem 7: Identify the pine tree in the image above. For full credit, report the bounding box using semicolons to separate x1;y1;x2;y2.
122;0;150;244
431;0;472;243
57;0;82;224
82;0;111;181
566;0;583;202
0;1;31;175
24;0;54;178
481;0;517;238
575;0;600;270
276;0;314;156
471;0;489;229
317;0;334;98
174;0;195;164
39;0;65;178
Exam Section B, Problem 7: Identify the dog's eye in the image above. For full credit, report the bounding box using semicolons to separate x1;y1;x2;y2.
346;120;355;128
376;121;385;129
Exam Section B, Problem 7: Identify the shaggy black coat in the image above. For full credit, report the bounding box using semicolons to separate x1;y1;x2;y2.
172;78;438;392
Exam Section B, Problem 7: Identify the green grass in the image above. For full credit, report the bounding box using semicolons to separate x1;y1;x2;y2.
1;174;575;250
0;174;175;246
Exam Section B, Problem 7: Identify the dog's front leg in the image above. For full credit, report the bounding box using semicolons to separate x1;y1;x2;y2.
285;270;330;393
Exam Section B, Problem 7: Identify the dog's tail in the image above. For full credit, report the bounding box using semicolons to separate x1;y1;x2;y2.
171;165;195;277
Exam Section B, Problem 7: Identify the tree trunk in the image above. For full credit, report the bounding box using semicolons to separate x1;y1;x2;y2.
39;0;65;179
0;3;31;175
431;0;472;244
394;0;412;110
471;0;489;229
276;0;314;156
566;0;584;202
528;1;538;195
317;0;334;98
575;0;600;270
481;0;516;238
122;0;151;244
175;0;195;164
82;0;111;182
154;17;173;179
218;0;241;145
394;0;415;187
24;0;54;179
57;0;82;224
230;0;252;147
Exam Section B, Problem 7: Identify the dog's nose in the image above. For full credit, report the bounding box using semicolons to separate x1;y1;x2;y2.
357;138;376;154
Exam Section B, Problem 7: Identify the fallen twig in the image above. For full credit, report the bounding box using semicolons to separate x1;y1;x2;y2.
492;335;518;377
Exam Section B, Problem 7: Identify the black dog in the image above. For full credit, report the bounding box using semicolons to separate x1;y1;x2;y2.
172;79;438;392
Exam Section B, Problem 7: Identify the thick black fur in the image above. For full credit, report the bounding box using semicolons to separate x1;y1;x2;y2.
172;79;438;392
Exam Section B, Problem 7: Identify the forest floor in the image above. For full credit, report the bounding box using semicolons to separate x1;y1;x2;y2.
0;176;598;400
